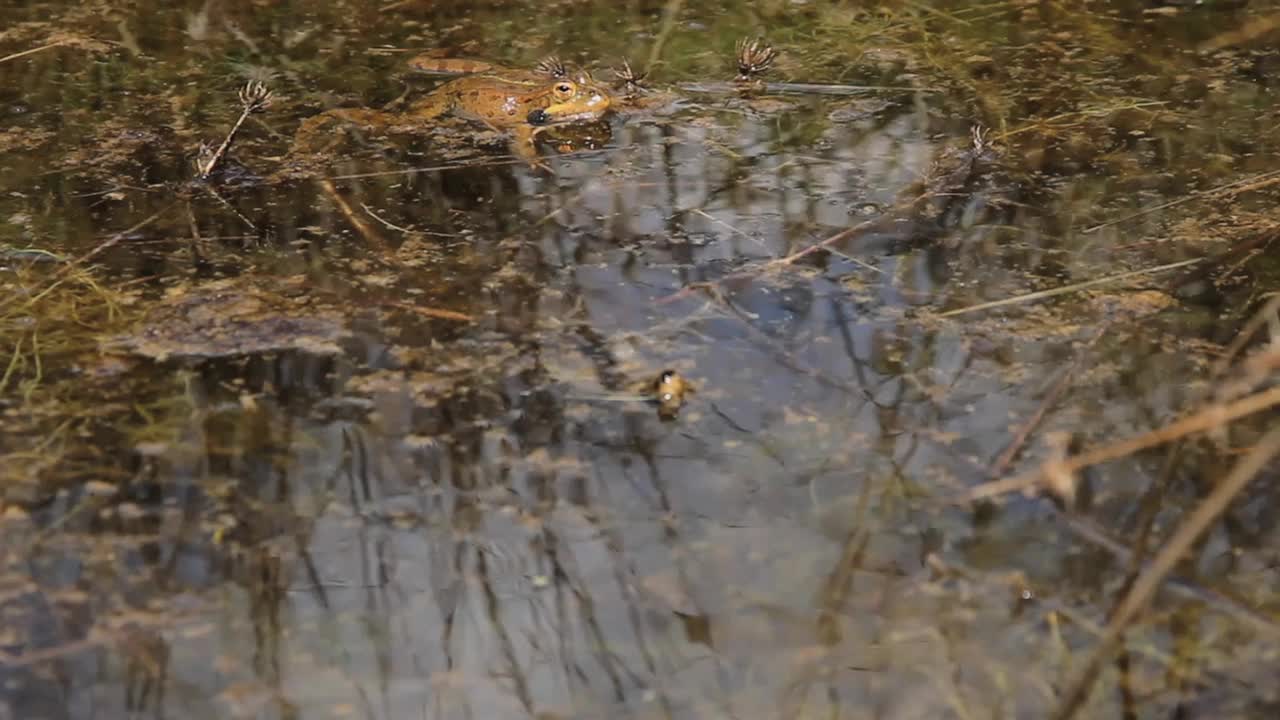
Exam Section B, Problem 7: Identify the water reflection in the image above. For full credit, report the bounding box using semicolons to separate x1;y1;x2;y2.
3;2;1273;718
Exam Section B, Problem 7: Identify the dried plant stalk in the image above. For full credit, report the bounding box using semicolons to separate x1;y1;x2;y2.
196;80;273;179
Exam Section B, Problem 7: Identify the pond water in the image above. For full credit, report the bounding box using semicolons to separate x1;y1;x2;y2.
2;1;1279;718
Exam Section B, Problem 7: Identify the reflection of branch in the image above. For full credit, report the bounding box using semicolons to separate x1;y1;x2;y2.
987;323;1108;481
698;287;872;401
655;216;877;306
643;0;684;77
659;129;994;306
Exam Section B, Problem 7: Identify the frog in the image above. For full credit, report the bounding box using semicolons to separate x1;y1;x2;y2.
557;368;693;421
288;55;613;164
653;369;691;420
408;55;612;128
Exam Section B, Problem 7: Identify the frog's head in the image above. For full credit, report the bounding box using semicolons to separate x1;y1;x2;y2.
526;70;612;126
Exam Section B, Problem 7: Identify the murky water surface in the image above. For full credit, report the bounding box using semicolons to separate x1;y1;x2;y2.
2;1;1279;718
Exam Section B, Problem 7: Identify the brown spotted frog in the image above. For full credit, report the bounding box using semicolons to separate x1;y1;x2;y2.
290;55;613;163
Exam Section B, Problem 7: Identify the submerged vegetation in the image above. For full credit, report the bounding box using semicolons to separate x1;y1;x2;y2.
2;1;1280;718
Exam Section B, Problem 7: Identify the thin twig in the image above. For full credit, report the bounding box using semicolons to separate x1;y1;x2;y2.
1059;512;1280;637
935;258;1201;318
1211;294;1280;379
678;80;933;95
656;215;881;305
1050;425;1280;720
79;203;179;266
201;184;258;230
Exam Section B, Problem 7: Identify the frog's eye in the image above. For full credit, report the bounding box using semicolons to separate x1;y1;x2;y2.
553;82;575;98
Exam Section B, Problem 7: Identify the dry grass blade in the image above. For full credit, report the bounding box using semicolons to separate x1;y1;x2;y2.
1082;168;1280;234
0;41;68;65
935;258;1201;318
1050;424;1280;720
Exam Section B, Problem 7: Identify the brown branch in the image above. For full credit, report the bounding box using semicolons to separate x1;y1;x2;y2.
967;384;1280;502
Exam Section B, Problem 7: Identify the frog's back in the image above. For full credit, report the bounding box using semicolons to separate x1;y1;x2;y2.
410;70;559;125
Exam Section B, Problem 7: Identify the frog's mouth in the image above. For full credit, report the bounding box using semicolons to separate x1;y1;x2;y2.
526;93;612;126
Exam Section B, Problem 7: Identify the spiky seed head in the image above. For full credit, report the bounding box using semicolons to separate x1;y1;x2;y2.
613;60;647;94
735;36;778;81
238;80;273;113
536;55;568;78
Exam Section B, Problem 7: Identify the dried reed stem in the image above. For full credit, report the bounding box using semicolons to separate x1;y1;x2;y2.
197;81;272;179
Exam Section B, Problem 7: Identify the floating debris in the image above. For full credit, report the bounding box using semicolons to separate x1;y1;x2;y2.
106;279;351;361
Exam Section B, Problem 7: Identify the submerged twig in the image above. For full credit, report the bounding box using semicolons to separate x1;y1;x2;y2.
380;300;472;323
1050;425;1280;720
317;179;387;249
659;126;995;306
51;201;178;277
196;80;273;179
